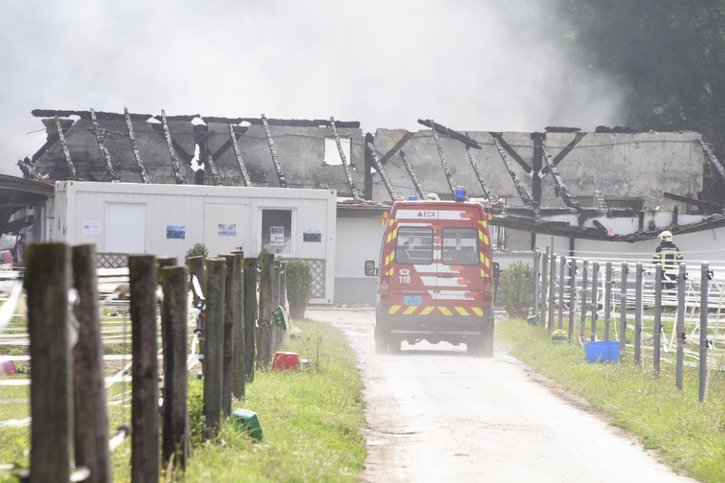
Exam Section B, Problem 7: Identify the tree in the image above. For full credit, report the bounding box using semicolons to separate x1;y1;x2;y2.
559;1;725;200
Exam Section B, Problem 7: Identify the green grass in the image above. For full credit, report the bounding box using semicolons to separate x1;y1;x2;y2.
496;318;724;482
0;319;365;482
184;319;366;482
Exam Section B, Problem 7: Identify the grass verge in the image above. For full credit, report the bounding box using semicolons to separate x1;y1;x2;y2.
0;319;365;482
183;319;366;482
496;318;724;483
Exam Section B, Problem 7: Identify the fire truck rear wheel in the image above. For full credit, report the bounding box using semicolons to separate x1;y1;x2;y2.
482;322;494;358
466;339;482;356
374;324;388;353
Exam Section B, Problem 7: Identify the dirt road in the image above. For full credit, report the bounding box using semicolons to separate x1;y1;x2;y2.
307;308;690;482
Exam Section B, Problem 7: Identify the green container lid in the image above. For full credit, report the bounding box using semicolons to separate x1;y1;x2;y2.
231;409;264;441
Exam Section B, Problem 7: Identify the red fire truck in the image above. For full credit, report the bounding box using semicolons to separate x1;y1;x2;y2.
365;194;495;356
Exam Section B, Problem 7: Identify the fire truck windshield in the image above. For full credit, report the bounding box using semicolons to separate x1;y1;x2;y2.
395;225;433;264
441;227;478;265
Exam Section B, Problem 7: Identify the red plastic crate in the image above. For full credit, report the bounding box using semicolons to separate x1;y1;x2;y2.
272;352;301;371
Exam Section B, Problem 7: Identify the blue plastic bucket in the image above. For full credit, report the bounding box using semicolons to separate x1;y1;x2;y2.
583;341;620;363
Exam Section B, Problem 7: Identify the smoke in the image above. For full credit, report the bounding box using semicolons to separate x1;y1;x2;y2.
0;0;629;174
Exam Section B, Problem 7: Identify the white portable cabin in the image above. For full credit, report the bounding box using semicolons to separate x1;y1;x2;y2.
46;181;337;304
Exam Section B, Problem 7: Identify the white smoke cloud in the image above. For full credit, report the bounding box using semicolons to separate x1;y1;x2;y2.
0;0;629;174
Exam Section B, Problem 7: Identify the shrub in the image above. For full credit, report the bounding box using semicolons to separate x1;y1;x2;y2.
185;243;208;261
286;260;314;308
498;261;534;314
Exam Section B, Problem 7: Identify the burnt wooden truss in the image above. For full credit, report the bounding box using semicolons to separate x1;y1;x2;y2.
16;108;725;243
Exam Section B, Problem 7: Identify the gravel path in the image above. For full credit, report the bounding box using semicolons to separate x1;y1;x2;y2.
307;308;691;483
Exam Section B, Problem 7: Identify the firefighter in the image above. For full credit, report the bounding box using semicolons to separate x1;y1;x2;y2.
652;230;683;290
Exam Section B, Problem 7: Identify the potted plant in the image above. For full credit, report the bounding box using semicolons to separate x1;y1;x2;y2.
185;243;208;261
498;262;534;319
286;260;313;319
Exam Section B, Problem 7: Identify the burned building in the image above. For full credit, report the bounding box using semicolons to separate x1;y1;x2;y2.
15;108;725;303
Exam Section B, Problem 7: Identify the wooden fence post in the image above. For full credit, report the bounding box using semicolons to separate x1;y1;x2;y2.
243;257;258;380
204;258;225;438
161;266;189;471
280;261;289;311
26;243;72;482
72;244;111;483
187;255;206;305
271;259;282;352
158;257;177;386
221;255;236;415
129;255;159;483
257;253;274;366
232;251;245;399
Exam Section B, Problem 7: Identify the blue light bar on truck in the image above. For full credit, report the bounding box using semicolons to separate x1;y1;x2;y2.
408;196;418;200
454;188;466;202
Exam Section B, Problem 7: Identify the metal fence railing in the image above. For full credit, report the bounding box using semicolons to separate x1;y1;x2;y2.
532;247;724;403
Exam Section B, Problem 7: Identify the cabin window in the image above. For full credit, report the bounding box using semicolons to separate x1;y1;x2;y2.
261;209;292;254
441;227;479;265
395;225;433;265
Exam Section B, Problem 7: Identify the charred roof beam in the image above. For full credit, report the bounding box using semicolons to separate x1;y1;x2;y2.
416;118;496;201
398;150;425;199
540;132;586;175
489;132;532;173
330;117;361;200
90;109;118;181
367;142;398;201
160;110;186;184
663;192;722;214
541;141;581;211
54;115;76;178
464;145;497;202
378;131;414;165
124;108;151;183
205;153;221;185
490;132;537;208
17;158;40;181
261;114;287;188
429;120;456;195
699;138;725;186
229;124;252;186
417;119;481;149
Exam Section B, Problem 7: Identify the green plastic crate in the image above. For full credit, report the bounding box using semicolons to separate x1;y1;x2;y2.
231;409;264;441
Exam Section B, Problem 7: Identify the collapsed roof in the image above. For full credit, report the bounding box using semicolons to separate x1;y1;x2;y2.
18;108;725;242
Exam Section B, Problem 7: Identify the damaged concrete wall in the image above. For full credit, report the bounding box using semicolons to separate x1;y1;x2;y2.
372;129;703;208
36;117;195;183
205;122;364;193
540;131;703;207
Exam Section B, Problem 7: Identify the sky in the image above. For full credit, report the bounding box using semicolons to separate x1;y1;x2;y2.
0;0;630;175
